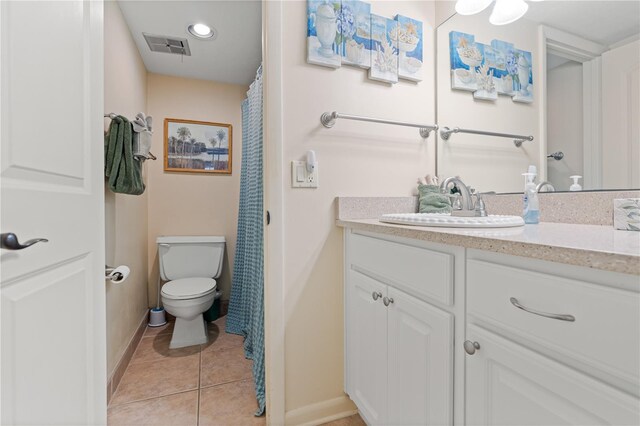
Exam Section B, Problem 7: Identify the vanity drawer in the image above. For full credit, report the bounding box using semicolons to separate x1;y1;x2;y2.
467;259;640;388
349;232;454;306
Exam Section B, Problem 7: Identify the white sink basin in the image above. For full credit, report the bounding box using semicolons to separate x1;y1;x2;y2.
380;213;525;228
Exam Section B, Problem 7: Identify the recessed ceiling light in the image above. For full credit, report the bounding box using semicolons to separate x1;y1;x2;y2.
187;23;216;40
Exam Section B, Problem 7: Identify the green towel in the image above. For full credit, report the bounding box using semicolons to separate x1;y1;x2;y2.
418;184;451;214
105;116;145;195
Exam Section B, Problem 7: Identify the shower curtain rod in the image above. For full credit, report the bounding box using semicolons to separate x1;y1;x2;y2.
439;126;534;148
320;111;438;138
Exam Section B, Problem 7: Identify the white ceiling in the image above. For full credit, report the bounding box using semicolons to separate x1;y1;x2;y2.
524;1;640;47
117;1;262;86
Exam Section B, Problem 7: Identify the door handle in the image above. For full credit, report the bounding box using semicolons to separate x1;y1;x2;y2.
383;296;394;307
1;233;48;250
372;291;382;301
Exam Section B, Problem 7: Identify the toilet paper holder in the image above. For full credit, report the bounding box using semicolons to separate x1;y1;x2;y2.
105;265;128;283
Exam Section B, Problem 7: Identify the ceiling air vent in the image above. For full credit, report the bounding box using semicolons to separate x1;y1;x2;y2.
143;33;191;56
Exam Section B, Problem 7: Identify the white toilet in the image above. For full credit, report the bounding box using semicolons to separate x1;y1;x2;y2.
157;236;225;349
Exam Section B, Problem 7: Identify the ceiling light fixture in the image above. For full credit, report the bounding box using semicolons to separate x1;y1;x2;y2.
455;0;540;25
490;0;529;25
187;23;216;40
455;0;493;15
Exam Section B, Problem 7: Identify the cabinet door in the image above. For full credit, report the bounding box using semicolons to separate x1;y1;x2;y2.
466;325;640;426
387;287;454;426
347;271;388;425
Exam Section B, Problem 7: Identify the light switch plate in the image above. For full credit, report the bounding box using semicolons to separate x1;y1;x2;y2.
291;161;318;188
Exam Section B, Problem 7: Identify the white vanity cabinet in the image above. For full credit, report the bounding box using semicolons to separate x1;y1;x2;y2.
345;231;458;426
343;228;640;426
464;251;640;426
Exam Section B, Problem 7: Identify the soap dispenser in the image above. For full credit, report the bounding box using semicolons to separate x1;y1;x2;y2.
522;165;540;224
570;175;582;191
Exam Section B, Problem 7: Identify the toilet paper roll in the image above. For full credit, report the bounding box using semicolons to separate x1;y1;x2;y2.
108;265;130;284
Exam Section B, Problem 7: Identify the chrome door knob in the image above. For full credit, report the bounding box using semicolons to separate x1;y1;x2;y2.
1;233;48;250
372;291;382;301
464;340;480;355
383;297;394;307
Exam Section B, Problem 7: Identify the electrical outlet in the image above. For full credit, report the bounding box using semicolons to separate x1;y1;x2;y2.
291;161;318;188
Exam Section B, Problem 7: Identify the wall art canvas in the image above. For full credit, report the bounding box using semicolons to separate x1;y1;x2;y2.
394;15;423;82
511;49;534;103
164;118;232;174
449;30;534;103
307;0;341;68
489;39;514;95
473;63;498;101
339;0;372;68
449;31;481;91
369;14;398;84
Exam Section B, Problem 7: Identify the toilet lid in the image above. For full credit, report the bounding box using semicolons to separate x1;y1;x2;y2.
161;278;217;300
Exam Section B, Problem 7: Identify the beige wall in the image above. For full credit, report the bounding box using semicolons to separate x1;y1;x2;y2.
104;0;149;378
279;1;437;420
436;8;543;193
146;73;247;303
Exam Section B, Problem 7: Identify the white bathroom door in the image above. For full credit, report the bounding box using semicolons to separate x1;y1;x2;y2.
0;1;106;424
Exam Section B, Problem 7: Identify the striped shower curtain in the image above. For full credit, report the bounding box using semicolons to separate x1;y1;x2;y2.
226;66;265;416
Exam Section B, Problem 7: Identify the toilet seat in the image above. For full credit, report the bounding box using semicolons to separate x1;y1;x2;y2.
161;277;217;300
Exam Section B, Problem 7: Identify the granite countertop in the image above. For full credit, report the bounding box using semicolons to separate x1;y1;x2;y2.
336;218;640;275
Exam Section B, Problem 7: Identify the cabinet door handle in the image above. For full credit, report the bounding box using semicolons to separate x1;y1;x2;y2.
372;291;382;301
510;297;576;322
383;296;394;306
464;340;480;355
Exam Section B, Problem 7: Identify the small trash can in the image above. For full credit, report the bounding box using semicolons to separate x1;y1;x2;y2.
203;291;223;322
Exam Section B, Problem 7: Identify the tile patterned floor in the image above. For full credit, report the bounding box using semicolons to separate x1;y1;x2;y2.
321;414;366;426
108;316;264;426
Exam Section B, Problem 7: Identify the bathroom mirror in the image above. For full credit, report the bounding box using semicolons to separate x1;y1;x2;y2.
435;1;640;193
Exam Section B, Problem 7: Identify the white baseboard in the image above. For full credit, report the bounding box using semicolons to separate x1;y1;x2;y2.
284;395;358;426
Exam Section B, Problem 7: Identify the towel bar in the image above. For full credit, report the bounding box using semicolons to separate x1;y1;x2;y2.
104;113;157;160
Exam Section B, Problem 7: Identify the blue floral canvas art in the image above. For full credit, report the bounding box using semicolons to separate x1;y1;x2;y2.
307;0;341;68
369;14;398;84
449;30;534;103
339;0;372;68
395;15;423;82
449;31;482;92
511;49;533;103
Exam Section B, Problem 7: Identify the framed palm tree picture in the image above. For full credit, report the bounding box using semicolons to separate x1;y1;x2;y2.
164;118;233;174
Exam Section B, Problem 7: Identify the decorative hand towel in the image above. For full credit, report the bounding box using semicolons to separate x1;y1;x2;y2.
104;115;145;195
131;112;154;161
418;184;452;214
614;199;640;231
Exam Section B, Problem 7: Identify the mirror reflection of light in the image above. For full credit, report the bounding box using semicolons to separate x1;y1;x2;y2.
490;0;529;25
455;0;540;25
455;0;493;15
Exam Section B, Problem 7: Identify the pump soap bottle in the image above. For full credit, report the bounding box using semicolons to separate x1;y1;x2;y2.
570;175;582;191
522;165;540;224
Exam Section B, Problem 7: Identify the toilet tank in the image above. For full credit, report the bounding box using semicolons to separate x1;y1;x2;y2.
157;236;225;281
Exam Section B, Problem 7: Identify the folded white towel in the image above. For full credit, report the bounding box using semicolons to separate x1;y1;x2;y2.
132;112;150;133
131;112;154;161
133;130;153;161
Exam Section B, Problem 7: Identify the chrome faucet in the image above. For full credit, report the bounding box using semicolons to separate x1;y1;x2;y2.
439;177;473;211
439;177;494;217
536;181;555;192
